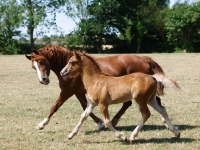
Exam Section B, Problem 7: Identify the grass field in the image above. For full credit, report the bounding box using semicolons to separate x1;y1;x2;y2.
0;53;199;150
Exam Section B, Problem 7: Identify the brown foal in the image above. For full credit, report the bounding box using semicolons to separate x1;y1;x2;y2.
60;51;180;143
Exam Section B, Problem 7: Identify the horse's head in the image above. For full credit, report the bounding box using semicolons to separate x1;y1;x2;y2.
26;50;50;85
60;51;82;78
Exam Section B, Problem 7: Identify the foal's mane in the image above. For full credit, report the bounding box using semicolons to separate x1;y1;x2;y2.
76;51;106;75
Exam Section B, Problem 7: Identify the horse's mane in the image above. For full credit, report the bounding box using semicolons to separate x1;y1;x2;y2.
36;44;73;64
76;51;106;75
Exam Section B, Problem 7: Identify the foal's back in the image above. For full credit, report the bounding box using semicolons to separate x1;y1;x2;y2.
89;72;157;105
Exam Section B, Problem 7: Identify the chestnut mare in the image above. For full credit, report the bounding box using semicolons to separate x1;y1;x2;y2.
60;51;180;143
26;45;167;130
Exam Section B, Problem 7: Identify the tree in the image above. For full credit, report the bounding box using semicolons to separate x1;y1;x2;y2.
0;0;23;54
65;0;171;53
165;2;200;52
20;0;65;49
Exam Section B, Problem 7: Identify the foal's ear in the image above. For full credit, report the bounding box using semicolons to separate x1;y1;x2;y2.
73;51;81;61
25;55;31;60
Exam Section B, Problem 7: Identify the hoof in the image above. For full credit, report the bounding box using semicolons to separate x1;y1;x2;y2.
125;139;134;144
97;122;105;131
68;135;73;140
36;125;44;130
129;140;134;144
176;132;181;138
171;132;180;139
111;119;119;127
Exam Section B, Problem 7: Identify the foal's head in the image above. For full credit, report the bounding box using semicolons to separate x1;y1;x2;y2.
26;50;50;85
60;51;82;78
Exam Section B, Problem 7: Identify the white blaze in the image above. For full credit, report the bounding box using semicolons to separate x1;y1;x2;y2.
33;61;42;82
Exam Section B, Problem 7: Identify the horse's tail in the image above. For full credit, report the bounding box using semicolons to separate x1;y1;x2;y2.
142;56;164;74
152;73;180;96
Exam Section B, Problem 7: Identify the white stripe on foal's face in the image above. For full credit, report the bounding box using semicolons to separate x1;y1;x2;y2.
33;61;43;82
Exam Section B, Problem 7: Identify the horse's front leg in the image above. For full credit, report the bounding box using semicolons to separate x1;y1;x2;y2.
68;103;95;139
75;94;104;130
111;101;132;126
99;104;127;141
36;91;72;130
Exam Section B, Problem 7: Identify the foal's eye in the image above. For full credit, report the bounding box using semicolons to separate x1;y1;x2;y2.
39;60;44;65
70;61;74;65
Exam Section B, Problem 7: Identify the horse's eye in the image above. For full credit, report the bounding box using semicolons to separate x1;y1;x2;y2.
70;61;74;65
39;60;44;65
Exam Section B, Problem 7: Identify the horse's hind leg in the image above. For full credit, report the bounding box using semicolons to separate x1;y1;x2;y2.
129;101;151;143
111;101;132;126
99;104;126;141
148;94;180;137
68;102;96;139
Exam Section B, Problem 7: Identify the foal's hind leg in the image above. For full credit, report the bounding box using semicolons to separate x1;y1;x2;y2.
148;95;180;137
129;102;151;143
156;96;170;128
99;104;126;141
68;102;96;139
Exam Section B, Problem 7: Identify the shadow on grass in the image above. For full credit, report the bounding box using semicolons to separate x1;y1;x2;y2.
85;124;198;134
115;124;198;131
80;137;196;144
116;137;196;145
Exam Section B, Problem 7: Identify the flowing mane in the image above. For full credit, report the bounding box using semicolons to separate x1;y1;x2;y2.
37;44;72;63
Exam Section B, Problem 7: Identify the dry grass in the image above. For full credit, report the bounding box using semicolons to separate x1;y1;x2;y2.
0;53;199;150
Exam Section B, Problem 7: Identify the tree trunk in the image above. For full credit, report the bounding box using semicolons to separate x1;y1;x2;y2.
137;42;140;53
30;27;34;50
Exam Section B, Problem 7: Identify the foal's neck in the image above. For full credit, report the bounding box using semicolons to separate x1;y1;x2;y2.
81;55;104;87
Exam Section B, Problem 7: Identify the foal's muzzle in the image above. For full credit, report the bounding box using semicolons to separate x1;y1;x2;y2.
60;70;70;77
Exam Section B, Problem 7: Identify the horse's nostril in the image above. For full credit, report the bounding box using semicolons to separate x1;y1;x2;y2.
42;78;47;82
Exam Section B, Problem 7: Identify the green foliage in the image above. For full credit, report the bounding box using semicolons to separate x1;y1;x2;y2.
0;0;23;54
65;0;173;53
0;39;20;55
1;0;200;54
165;2;200;52
20;0;65;49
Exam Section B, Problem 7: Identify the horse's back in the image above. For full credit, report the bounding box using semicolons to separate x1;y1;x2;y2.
96;54;154;76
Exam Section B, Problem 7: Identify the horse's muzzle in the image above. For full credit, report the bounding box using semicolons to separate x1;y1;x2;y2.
40;78;50;85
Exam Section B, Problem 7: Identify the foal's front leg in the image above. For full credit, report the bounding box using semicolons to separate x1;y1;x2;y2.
75;94;104;130
99;104;127;141
68;103;95;139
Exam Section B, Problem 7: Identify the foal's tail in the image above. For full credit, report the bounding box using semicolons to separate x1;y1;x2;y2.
152;73;180;96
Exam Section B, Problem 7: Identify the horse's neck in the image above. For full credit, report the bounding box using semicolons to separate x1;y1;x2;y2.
48;50;73;77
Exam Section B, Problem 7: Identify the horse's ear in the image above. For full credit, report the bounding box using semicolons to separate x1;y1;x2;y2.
32;50;39;55
25;55;31;60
